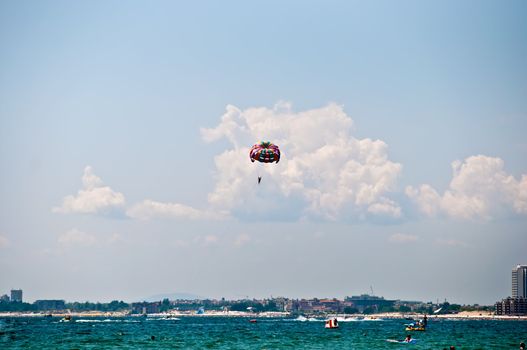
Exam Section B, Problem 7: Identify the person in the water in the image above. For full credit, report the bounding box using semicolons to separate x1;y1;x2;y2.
403;335;412;343
520;342;525;350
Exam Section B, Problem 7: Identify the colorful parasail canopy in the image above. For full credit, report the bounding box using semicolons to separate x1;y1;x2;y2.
249;141;280;163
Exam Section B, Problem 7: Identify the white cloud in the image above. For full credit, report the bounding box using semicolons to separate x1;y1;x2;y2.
58;228;96;246
368;198;402;218
389;233;418;243
56;167;223;221
126;200;227;221
201;103;402;220
53;166;125;215
405;184;441;217
406;155;527;220
0;235;9;248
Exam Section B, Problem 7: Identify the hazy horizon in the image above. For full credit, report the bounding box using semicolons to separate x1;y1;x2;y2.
1;0;526;306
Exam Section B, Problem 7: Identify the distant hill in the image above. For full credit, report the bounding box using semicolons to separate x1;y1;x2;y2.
142;292;204;302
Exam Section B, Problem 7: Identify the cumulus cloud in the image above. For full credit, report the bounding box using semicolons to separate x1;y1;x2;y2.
406;155;527;220
126;200;227;221
53;166;125;215
201;103;402;220
58;228;96;246
56;166;225;221
389;233;418;243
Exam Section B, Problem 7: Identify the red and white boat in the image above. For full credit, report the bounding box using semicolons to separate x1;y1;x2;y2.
325;318;339;329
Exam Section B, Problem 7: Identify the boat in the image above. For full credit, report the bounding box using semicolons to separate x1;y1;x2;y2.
325;318;339;329
162;315;180;321
405;318;426;331
364;316;382;321
59;315;73;322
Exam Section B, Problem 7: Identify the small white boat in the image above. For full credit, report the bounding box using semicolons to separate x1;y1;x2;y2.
59;315;73;322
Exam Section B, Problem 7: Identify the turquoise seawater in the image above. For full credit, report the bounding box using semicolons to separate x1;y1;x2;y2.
1;316;526;349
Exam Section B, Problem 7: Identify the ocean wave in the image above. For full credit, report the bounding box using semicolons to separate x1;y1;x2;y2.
74;319;140;323
336;317;361;322
292;316;324;322
146;317;181;321
336;317;383;322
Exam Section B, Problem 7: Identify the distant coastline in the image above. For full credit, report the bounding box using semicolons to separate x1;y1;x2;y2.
1;310;526;321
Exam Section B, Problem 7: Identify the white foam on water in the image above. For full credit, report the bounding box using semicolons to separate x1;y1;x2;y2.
75;319;139;323
336;317;360;322
146;317;181;321
292;316;324;322
386;338;418;344
307;317;322;322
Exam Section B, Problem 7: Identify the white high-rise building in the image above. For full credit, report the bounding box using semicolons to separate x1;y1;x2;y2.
512;265;527;298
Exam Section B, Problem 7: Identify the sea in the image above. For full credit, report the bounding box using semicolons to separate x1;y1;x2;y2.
1;316;526;349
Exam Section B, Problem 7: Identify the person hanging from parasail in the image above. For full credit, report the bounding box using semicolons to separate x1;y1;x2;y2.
249;141;280;184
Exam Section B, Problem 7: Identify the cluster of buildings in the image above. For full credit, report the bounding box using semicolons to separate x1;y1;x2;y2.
289;295;432;314
0;287;432;315
495;264;527;315
7;266;526;316
290;295;396;313
0;289;23;303
131;301;163;314
33;299;66;311
291;298;346;313
1;289;66;311
128;295;432;315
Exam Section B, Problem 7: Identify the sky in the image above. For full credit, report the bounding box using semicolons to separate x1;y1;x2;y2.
1;0;526;305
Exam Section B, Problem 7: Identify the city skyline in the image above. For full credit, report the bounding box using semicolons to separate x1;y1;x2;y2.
3;261;526;304
1;0;526;305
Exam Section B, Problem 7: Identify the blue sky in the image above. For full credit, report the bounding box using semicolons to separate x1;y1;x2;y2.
1;0;526;304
